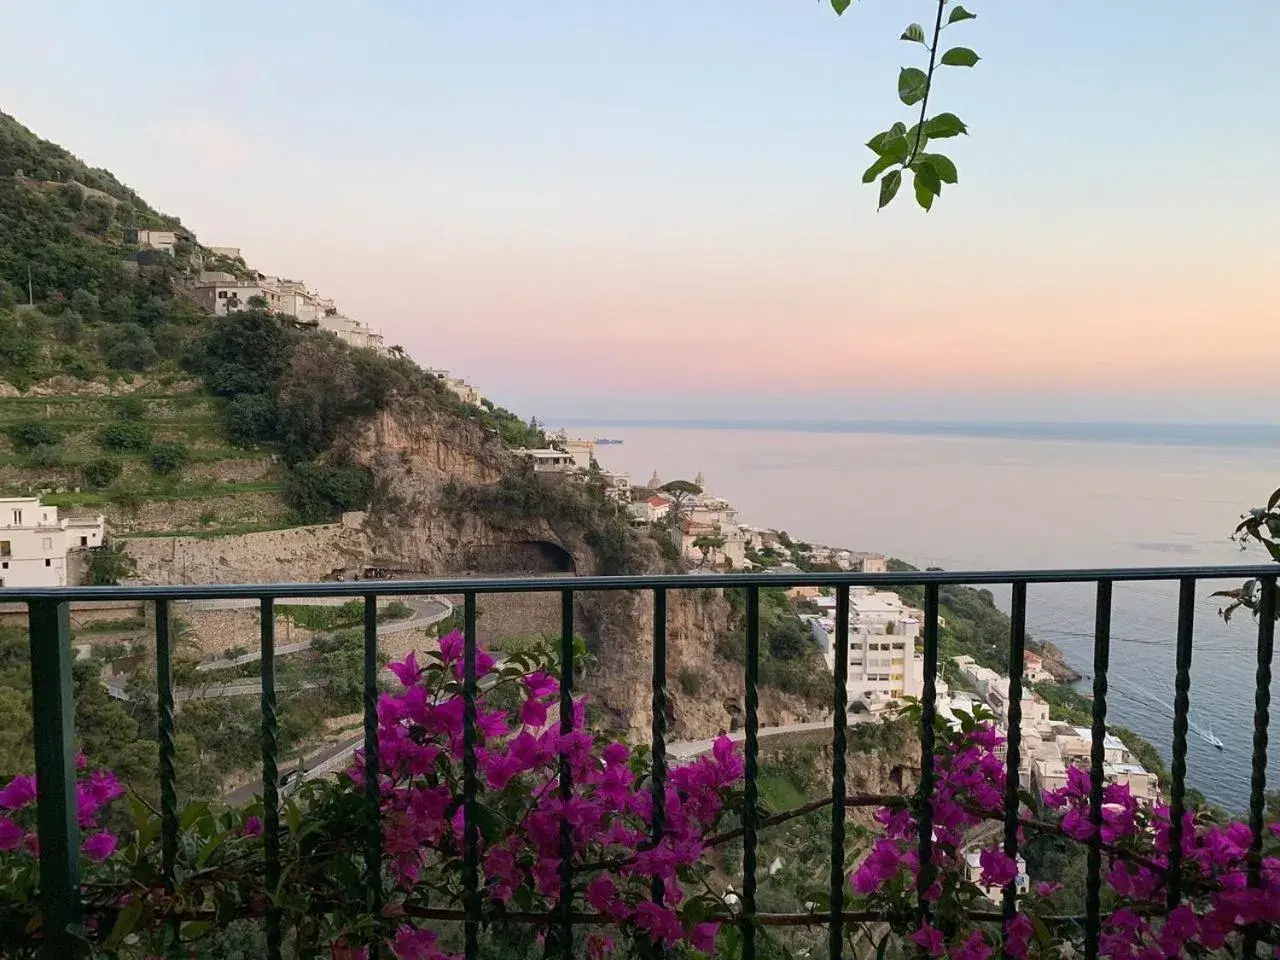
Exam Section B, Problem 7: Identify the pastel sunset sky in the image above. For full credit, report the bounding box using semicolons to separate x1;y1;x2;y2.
3;2;1277;422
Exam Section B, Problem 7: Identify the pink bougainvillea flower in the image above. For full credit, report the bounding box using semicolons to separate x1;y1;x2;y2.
82;830;117;862
690;922;719;955
909;923;945;957
951;931;993;960
1035;881;1062;898
0;775;37;811
242;816;264;838
437;631;463;664
387;652;421;687
0;816;23;852
978;848;1018;888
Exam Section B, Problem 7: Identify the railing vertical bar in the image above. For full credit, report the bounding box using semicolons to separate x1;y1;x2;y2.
650;586;669;945
258;597;282;960
558;589;575;960
1166;576;1196;909
1244;576;1275;960
153;599;180;958
829;585;850;960
362;594;383;960
916;583;940;928
743;585;760;960
1084;580;1112;960
27;599;83;959
462;592;480;960
1001;581;1027;950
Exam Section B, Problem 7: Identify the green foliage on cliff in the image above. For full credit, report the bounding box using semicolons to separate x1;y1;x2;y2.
720;587;830;705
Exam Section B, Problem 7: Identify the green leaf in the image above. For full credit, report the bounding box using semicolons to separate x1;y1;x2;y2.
913;169;937;211
862;154;898;184
1264;539;1280;563
941;46;981;67
925;112;968;138
878;170;902;210
920;153;958;184
948;5;977;23
830;0;852;14
905;124;928;154
914;162;942;196
898;67;929;106
105;898;144;948
901;23;926;44
1268;487;1280;511
866;129;909;163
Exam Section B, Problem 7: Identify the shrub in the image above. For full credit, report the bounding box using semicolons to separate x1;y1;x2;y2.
114;395;147;421
676;665;703;696
223;394;277;447
98;420;150;452
148;442;188;476
102;325;158;372
26;443;64;467
283;462;372;524
82;457;123;489
86;542;136;586
6;421;62;451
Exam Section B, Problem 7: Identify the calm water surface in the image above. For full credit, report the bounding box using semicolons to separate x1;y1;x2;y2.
576;422;1280;810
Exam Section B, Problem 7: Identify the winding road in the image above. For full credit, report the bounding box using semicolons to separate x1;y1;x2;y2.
102;597;452;702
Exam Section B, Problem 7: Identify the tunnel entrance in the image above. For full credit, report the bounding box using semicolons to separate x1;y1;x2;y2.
464;540;577;575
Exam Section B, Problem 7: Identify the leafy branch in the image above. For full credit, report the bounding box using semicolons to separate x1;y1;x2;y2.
829;0;980;211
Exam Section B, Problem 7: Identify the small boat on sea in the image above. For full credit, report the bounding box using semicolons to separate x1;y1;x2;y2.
594;437;624;445
1200;725;1224;750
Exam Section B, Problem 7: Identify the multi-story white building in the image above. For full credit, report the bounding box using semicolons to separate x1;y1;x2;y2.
0;498;105;589
814;588;926;705
427;370;485;406
518;449;576;473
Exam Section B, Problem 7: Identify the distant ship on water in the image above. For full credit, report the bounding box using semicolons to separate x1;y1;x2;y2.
594;437;624;445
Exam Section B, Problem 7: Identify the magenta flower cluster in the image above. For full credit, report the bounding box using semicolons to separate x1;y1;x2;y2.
357;632;743;959
852;719;1280;960
0;751;123;864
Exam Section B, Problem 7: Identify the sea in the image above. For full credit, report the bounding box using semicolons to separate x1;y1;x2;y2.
567;420;1280;811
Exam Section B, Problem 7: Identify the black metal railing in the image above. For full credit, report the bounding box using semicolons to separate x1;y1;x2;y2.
7;563;1280;960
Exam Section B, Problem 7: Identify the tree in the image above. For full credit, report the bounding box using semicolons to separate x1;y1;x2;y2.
658;480;702;530
86;542;137;585
98;420;151;451
149;442;188;476
692;534;726;567
82;456;123;489
6;420;62;451
114;395;147;421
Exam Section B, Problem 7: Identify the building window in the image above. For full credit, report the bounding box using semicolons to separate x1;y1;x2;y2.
0;541;8;557
218;290;229;298
80;536;88;547
42;537;52;550
10;511;20;526
1;562;7;569
44;559;51;567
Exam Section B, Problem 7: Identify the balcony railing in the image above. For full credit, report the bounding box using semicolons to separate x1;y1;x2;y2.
5;563;1279;960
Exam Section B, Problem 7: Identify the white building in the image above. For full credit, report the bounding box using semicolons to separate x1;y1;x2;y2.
206;245;242;260
317;312;385;351
0;498;105;589
127;229;179;253
427;370;485;406
519;449;576;473
629;495;671;524
815;588;926;705
560;439;595;470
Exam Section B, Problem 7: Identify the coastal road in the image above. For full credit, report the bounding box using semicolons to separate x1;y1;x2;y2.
103;597;451;701
223;711;873;805
193;597;451;672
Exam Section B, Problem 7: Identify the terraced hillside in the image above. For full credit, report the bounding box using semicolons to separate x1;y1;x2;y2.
0;385;289;536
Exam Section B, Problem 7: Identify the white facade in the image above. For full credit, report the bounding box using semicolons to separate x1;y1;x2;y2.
0;498;105;589
130;229;178;253
964;850;1029;904
427;370;484;406
318;313;385;351
815;588;925;705
520;449;576;473
629;495;671;524
561;439;595;470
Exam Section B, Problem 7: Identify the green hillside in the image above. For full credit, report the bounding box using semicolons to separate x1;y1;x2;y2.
0;111;550;538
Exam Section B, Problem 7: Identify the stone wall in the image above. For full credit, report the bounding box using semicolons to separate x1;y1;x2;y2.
121;521;366;585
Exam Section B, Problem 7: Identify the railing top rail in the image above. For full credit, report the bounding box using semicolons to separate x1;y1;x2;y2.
3;563;1278;602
